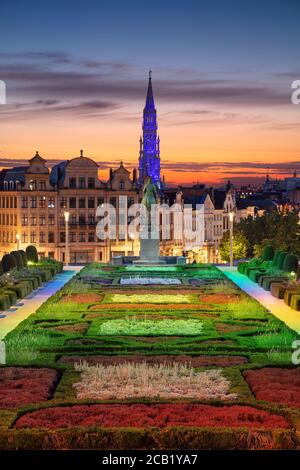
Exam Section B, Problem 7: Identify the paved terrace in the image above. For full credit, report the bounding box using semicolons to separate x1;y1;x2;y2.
220;266;300;334
0;266;82;340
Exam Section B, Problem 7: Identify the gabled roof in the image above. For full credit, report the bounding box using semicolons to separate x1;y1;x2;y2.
212;190;227;209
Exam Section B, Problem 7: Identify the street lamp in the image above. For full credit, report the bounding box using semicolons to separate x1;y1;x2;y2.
64;211;70;266
129;232;135;255
15;233;20;250
229;211;234;268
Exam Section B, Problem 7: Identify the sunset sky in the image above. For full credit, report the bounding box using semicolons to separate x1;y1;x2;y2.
0;0;300;186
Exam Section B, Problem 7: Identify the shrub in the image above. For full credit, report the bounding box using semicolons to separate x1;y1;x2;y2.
0;293;11;310
1;254;17;273
11;251;24;270
19;250;28;267
262;245;274;261
26;245;38;263
277;251;288;270
282;254;299;273
272;250;282;266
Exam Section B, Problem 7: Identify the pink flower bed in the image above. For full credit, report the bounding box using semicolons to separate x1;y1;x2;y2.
15;403;290;430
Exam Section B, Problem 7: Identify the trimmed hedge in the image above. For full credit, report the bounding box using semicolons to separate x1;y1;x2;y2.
8;283;29;299
272;250;282;266
282;254;299;273
0;289;17;305
19;250;28;267
26;245;38;263
262;245;274;261
11;251;24;270
1;254;17;273
0;294;10;310
276;251;288;270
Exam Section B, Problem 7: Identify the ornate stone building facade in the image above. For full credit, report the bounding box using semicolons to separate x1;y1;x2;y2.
0;151;141;262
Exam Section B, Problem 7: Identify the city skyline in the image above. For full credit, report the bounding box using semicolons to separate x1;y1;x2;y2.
0;0;300;185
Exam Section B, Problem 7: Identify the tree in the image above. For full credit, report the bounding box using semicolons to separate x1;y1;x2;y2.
237;211;300;257
219;229;249;262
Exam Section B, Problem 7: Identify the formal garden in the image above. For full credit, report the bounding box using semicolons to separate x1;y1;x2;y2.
0;261;299;450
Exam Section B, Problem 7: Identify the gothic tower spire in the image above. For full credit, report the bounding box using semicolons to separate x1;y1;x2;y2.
138;71;161;187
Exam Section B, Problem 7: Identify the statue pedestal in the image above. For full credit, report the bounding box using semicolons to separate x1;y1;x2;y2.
133;238;166;265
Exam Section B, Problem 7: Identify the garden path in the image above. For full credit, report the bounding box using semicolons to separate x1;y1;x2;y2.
0;266;82;340
220;266;300;334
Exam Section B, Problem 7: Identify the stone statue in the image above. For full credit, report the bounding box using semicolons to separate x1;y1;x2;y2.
141;176;157;213
133;175;165;264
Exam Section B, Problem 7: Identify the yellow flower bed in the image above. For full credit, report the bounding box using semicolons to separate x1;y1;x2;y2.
108;294;193;304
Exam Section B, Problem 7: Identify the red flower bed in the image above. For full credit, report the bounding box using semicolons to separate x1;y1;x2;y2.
199;294;240;304
15;403;290;430
0;367;59;408
60;294;103;303
244;368;300;408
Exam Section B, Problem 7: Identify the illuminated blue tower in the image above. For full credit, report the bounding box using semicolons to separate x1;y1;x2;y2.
138;71;161;187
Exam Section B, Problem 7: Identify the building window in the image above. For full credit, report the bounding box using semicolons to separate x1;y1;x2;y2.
29;180;36;191
48;197;55;208
79;177;86;189
29;197;36;208
48;232;54;243
21;232;28;243
79;215;86;225
69;197;76;208
40;215;46;226
30;216;37;226
39;196;46;208
79;197;86;209
39;232;45;243
110;197;117;207
99;251;103;261
88;177;95;189
97;197;104;207
21;196;28;208
48;214;55;225
70;232;76;243
88;197;95;209
30;232;36;243
79;232;85;242
60;197;67;208
69;177;76;188
39;181;46;191
59;216;65;226
21;215;28;226
119;179;125;190
127;197;134;207
88;214;95;225
70;215;76;225
88;232;94;242
60;232;66;243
